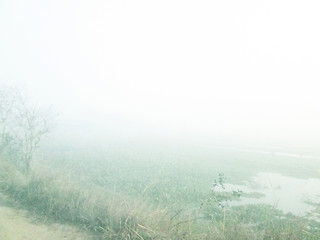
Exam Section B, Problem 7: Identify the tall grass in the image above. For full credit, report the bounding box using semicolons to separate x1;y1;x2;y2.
1;158;320;240
0;160;193;239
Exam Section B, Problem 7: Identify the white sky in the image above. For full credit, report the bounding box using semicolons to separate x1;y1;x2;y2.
0;0;319;146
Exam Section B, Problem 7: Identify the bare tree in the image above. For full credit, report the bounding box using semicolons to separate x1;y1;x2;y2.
0;87;55;173
0;87;19;157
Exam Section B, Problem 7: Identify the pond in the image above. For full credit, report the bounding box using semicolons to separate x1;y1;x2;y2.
223;172;320;215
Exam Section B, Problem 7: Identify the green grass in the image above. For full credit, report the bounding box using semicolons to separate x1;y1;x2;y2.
0;161;193;239
1;143;320;239
35;143;320;207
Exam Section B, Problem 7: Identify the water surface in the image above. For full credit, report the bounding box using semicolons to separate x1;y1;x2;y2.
224;172;320;215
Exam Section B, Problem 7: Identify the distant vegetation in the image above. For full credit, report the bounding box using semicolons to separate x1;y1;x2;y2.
1;86;320;239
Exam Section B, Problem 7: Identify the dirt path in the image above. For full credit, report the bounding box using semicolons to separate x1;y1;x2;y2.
0;193;95;240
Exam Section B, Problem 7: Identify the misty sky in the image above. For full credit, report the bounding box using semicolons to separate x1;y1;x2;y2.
0;0;319;146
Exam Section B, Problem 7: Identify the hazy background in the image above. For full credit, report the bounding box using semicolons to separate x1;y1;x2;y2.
0;0;319;148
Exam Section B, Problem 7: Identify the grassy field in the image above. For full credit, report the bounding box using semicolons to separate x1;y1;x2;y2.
1;141;320;239
36;142;320;206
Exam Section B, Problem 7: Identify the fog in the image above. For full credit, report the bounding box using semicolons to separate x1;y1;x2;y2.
2;2;320;238
1;0;320;148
